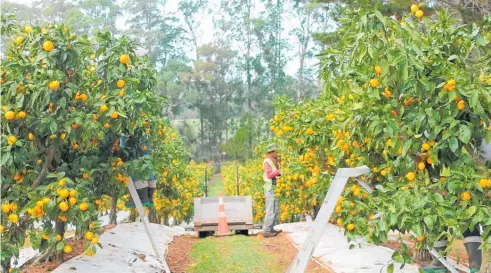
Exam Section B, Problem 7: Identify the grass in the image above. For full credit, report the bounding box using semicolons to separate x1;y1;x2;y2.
207;174;224;197
188;235;282;273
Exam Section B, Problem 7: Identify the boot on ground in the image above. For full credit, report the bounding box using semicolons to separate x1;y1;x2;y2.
421;240;449;273
147;179;157;207
464;236;482;273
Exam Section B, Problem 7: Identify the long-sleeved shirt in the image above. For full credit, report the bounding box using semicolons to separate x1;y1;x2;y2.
264;156;281;179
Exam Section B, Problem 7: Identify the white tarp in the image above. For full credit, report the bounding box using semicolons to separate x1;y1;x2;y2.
52;223;187;273
277;222;419;273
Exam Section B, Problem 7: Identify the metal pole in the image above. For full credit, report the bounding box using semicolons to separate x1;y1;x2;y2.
236;165;240;196
205;167;208;197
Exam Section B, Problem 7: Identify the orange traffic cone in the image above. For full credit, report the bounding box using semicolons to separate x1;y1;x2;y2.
217;192;229;236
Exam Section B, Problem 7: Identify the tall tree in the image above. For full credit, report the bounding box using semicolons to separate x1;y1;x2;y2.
179;0;208;60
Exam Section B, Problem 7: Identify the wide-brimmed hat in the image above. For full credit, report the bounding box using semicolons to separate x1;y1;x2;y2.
266;144;278;153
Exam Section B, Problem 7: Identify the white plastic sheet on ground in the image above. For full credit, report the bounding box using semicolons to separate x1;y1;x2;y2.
277;222;419;273
52;223;187;273
13;211;130;269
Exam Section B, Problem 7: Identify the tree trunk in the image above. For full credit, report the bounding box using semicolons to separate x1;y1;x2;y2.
412;247;432;263
109;189;118;225
148;208;158;224
129;209;137;222
54;219;65;263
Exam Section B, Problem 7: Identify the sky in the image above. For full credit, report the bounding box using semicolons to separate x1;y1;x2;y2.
7;0;326;76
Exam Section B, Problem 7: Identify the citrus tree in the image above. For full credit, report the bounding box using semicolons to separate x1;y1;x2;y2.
268;6;490;264
0;16;191;272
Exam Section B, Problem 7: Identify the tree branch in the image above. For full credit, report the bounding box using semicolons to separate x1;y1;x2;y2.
32;141;58;190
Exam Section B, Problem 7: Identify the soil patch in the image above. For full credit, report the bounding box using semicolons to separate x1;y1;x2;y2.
20;236;85;273
257;232;334;273
167;235;199;273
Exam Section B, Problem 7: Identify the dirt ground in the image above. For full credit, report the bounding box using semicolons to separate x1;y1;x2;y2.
166;232;333;273
20;236;86;273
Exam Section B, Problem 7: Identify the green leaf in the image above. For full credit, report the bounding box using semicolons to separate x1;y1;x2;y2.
458;124;471;144
449;137;458;152
387;263;394;273
466;206;477;217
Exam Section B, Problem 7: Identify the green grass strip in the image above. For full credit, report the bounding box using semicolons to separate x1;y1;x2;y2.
188;235;282;273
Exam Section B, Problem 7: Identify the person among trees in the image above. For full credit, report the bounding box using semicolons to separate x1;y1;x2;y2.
262;144;283;238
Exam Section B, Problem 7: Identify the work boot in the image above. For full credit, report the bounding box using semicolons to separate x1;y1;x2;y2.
147;179;157;207
421;240;449;273
263;232;277;238
134;180;151;207
273;229;282;235
464;236;482;273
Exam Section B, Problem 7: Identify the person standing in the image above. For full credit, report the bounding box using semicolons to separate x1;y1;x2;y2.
262;144;282;238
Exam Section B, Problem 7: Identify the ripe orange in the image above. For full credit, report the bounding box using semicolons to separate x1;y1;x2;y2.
8;214;19;224
82;173;89;179
411;4;419;13
335;206;342;213
91;237;99;244
0;225;4;233
43;41;54;51
56;234;62;241
58;189;70;198
99;105;109;113
461;192;471;201
346;223;355;231
110;110;119;119
72;143;80;150
406;172;416;181
418;162;426;171
85;231;94;240
415;10;424;18
15;37;24;45
104;123;111;129
374;65;382;75
69;197;77;206
58;178;66;187
64;245;73;253
447;79;456;86
59;201;69;212
48;80;60;91
369;78;380;88
16;111;27;119
416;235;425;242
120;54;130;64
80;94;88;102
2;204;11;213
336;218;343;226
118;90;125;97
7;136;17;146
306;128;314;135
5;111;15;121
79;202;89;211
116;79;125;88
25;25;32;34
457;100;465;110
422;143;431;151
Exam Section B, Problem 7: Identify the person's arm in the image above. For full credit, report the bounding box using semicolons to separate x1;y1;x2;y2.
264;162;281;179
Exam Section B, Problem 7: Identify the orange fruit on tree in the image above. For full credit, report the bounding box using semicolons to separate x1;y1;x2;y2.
64;245;73;253
104;123;111;129
116;79;125;88
417;235;425;242
91;236;99;244
422;143;431;151
2;204;11;213
43;41;54;51
17;111;26;119
4;111;15;121
418;162;426;171
461;192;471;201
69;190;77;197
80;94;88;102
406;172;416;181
85;231;94;240
48;80;60;91
369;78;380;88
56;234;62;241
415;10;424;18
59;201;69;212
457;100;465;110
58;189;70;198
8;214;19;224
411;4;419;13
335;205;342;213
82;173;89;179
118;90;125;97
58;178;66;187
374;65;382;75
447;79;456;86
69;197;77;206
24;25;32;34
7;136;17;146
99;105;109;113
346;223;355;231
120;54;130;64
15;37;24;45
79;202;89;211
336;218;343;226
110;110;119;119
